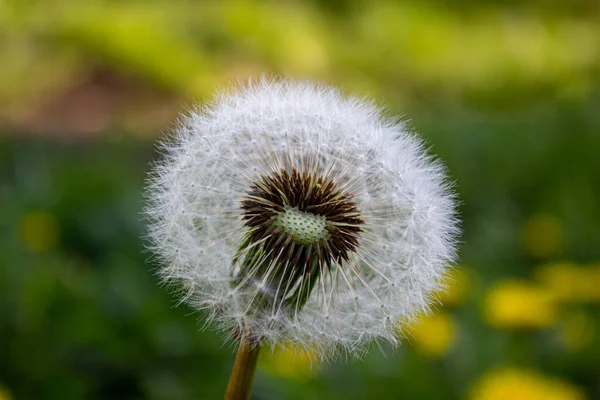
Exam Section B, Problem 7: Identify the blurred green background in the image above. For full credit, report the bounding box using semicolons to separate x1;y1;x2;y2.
1;0;599;399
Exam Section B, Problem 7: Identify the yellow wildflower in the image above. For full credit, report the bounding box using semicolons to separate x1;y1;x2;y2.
409;312;456;358
483;280;557;329
437;267;470;307
469;368;587;400
535;262;598;303
522;214;564;259
18;211;59;253
260;345;317;381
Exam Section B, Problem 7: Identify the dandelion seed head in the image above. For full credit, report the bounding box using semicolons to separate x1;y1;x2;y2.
145;78;459;359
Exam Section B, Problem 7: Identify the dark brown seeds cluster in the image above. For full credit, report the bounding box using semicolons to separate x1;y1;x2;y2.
240;167;364;273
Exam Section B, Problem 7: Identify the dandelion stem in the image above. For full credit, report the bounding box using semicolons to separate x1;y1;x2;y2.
225;335;261;400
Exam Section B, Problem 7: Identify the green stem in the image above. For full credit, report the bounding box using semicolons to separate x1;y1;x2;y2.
224;336;261;400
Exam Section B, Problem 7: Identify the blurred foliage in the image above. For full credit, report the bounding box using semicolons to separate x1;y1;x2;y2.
1;0;600;399
1;0;599;132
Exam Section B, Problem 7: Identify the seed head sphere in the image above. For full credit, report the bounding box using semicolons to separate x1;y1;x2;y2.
146;79;459;358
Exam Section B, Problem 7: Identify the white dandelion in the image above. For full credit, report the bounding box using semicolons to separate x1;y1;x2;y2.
145;79;459;363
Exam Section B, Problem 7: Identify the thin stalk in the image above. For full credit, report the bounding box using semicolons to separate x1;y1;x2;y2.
224;335;261;400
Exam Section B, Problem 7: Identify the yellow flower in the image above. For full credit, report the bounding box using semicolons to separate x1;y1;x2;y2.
408;312;456;358
522;214;564;259
18;211;59;253
260;345;317;381
535;262;598;303
483;280;557;329
469;368;587;400
437;267;470;307
560;311;595;353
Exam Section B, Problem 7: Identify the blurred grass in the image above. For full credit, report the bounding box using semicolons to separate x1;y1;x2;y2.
1;0;600;399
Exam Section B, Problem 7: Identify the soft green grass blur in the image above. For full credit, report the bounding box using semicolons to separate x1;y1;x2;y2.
1;0;599;399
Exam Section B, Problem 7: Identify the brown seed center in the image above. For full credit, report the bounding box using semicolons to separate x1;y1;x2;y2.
240;167;363;270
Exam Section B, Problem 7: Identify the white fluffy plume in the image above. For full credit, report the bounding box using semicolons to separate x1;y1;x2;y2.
145;79;459;359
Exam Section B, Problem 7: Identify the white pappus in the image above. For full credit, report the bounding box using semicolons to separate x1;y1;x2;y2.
145;79;459;360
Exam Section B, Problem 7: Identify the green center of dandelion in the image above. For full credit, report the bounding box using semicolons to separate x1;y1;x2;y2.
274;205;330;245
